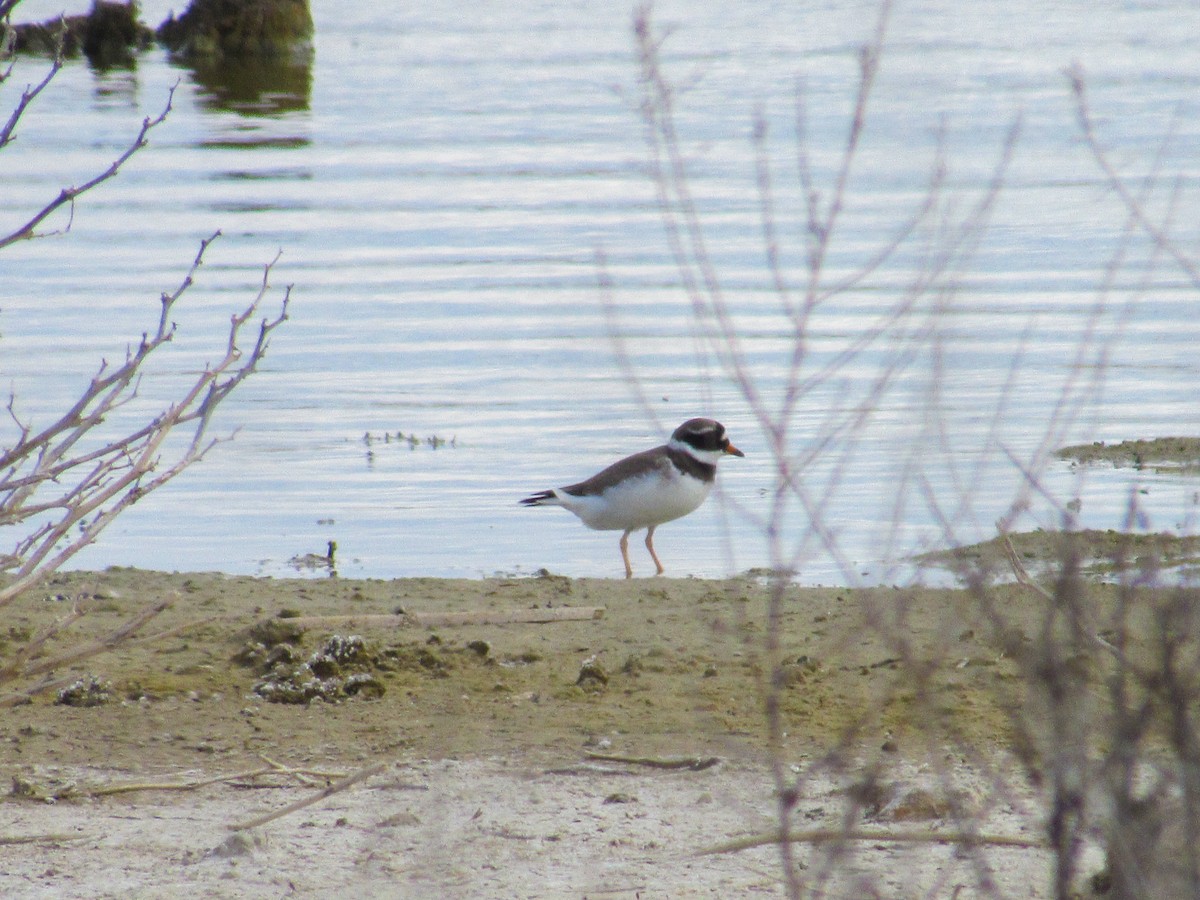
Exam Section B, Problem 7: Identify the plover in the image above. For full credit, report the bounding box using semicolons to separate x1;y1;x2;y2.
520;418;744;578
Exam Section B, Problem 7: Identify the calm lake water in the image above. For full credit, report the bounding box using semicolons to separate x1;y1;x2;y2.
2;1;1198;583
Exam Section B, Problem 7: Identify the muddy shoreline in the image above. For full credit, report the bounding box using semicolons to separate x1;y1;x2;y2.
0;568;1132;896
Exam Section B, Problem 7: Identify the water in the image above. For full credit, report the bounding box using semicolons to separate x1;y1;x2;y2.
1;1;1198;583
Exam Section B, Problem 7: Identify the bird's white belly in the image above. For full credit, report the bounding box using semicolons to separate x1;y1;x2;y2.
562;471;712;531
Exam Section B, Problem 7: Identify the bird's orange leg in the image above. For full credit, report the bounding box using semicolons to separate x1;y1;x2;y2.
645;526;665;576
619;529;634;579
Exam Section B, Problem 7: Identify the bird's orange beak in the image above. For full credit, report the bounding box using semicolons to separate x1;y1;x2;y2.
724;442;745;458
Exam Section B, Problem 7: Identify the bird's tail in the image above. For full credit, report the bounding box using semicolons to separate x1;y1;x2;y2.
520;490;558;507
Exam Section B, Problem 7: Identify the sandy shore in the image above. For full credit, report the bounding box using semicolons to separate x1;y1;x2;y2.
0;569;1102;897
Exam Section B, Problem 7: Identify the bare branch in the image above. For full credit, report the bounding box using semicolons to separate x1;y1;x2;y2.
9;598;171;684
0;49;61;150
0;234;290;607
0;83;177;250
1069;65;1200;290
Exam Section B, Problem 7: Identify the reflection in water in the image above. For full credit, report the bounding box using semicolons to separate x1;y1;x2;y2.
91;68;141;111
175;53;315;205
179;54;313;118
156;0;314;117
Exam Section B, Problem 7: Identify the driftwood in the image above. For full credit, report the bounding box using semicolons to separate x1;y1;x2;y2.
278;606;604;630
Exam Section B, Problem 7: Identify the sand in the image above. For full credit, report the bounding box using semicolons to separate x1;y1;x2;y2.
0;569;1110;897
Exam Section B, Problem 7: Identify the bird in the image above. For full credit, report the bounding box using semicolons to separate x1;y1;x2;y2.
520;418;744;578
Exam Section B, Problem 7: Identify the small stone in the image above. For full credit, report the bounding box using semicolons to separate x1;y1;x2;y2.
207;831;266;860
603;792;637;804
576;656;608;689
884;787;949;822
55;675;112;708
344;672;385;699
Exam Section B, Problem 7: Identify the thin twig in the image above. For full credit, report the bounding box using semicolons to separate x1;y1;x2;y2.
86;761;348;798
88;767;279;798
0;236;290;608
698;827;1046;856
583;752;720;771
996;524;1120;659
258;753;334;787
0;51;62;150
0;84;178;249
0;832;87;846
10;599;172;683
0;601;85;681
1069;65;1200;291
228;762;388;832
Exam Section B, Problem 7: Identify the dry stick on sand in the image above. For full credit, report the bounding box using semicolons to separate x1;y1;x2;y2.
257;753;332;788
87;756;348;798
228;762;388;832
0;832;88;847
698;827;1046;857
4;757;350;848
583;752;721;771
89;767;294;799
